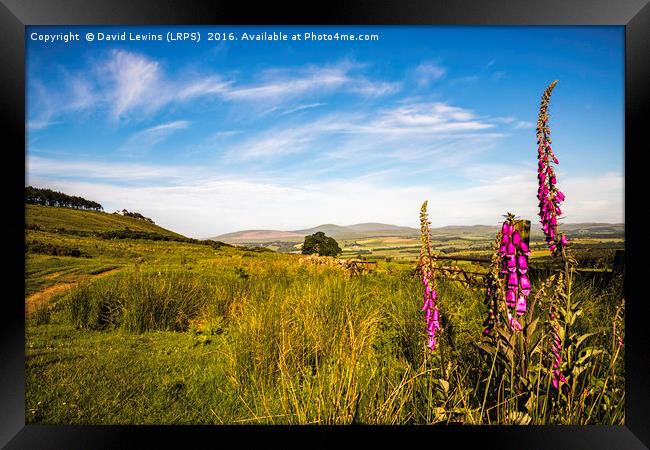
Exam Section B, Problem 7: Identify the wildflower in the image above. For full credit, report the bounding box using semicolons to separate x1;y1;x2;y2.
419;201;442;351
496;213;532;332
517;255;528;274
520;274;531;296
536;80;569;256
519;240;530;255
560;234;569;246
516;295;527;316
508;312;523;332
507;271;519;288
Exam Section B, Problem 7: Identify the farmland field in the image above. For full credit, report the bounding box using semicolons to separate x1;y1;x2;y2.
25;205;625;425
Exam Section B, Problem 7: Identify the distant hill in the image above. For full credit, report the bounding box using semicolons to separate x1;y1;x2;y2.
213;229;305;241
212;221;624;244
212;222;419;243
345;223;419;234
26;204;187;239
530;222;624;239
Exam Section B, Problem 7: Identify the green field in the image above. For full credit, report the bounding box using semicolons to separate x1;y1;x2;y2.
25;205;625;425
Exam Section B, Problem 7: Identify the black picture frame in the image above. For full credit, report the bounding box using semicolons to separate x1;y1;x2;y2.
1;1;648;448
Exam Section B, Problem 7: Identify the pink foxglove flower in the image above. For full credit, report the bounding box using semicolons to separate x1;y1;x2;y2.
420;269;441;351
536;80;569;256
508;312;523;332
496;213;532;332
419;201;441;352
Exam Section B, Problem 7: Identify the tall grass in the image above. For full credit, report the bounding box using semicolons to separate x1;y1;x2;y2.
55;254;623;424
67;270;211;332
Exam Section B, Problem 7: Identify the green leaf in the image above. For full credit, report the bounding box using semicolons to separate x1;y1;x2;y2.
575;347;605;367
574;332;598;350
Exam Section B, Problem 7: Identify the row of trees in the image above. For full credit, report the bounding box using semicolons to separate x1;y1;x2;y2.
25;186;103;211
113;209;155;224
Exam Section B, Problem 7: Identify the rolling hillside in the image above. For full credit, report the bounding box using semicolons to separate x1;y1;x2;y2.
26;204;187;239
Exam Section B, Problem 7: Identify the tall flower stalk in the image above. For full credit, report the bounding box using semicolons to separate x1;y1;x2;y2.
419;201;441;351
536;80;568;256
537;80;575;391
497;213;531;332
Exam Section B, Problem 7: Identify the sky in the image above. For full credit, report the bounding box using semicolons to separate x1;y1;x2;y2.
26;26;624;238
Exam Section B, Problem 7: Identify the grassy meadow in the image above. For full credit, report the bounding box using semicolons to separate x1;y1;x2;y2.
25;205;625;425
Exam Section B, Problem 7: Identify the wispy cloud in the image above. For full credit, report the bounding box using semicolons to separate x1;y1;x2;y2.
28;53;400;130
280;103;326;115
224;100;498;163
100;51;233;121
224;62;400;101
118;120;191;155
413;62;447;87
489;117;534;129
224;66;347;101
26;154;199;184
104;50;163;120
513;121;535;129
27;76;100;130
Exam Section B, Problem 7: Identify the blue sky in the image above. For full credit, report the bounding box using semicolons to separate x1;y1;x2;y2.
26;26;624;238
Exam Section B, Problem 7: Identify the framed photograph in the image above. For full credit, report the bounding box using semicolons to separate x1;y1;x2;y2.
2;0;648;448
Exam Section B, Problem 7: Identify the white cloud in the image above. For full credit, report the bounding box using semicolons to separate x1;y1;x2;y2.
27;77;100;131
101;51;231;121
224;62;400;102
414;62;447;87
27;167;623;238
118;120;190;154
28;50;230;128
26;154;197;183
280;103;326;115
225;100;498;162
225;66;348;100
28;54;400;129
104;50;163;120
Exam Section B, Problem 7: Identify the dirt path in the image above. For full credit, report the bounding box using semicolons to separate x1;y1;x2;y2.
26;268;123;315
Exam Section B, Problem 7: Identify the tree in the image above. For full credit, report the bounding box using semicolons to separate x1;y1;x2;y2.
25;186;103;211
301;231;342;257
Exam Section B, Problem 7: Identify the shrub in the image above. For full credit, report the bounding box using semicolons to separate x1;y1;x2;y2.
25;240;90;258
67;271;212;332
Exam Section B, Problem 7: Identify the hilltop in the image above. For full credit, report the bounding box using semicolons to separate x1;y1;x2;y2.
212;222;420;243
